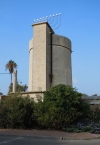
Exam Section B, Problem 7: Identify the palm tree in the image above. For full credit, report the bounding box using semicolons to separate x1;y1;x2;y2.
5;60;17;84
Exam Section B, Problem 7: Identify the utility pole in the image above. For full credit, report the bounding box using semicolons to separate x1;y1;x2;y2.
13;70;17;93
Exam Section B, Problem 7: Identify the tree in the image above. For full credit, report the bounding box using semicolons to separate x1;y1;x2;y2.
17;83;28;92
5;60;17;84
8;82;28;94
0;96;34;129
0;92;3;95
34;84;91;130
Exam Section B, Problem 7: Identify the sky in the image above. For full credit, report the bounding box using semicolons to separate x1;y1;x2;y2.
0;0;100;95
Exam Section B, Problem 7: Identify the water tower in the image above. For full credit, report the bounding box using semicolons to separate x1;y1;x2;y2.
28;14;72;98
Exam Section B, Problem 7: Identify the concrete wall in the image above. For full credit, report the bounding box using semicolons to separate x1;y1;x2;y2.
28;22;54;92
32;23;46;91
28;38;33;91
28;22;72;95
46;25;53;90
52;34;72;86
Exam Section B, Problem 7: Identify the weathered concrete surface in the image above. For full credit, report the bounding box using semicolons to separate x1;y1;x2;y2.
28;22;72;99
28;38;34;91
28;22;54;93
52;34;72;86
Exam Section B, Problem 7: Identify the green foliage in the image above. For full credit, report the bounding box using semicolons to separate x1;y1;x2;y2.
62;125;92;133
0;95;34;129
93;108;100;122
0;92;3;95
5;60;17;83
34;84;91;130
63;126;81;133
17;83;28;92
0;84;92;131
8;82;28;94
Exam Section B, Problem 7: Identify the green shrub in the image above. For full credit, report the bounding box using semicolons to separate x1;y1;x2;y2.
63;125;92;133
0;84;91;130
0;95;35;129
81;126;91;132
34;84;91;130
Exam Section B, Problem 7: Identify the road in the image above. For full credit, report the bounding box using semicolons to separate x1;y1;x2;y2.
0;136;100;145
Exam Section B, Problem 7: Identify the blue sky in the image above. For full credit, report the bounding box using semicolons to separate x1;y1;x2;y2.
0;0;100;95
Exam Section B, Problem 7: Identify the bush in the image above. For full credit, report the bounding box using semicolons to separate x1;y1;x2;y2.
34;84;91;130
0;85;92;131
0;95;35;129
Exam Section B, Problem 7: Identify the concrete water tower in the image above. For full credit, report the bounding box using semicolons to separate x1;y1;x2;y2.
28;14;72;97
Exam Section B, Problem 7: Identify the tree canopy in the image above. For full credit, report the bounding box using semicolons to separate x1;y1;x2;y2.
8;82;28;94
34;84;90;129
5;60;17;84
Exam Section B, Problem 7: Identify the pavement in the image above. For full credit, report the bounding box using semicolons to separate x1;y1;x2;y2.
0;129;100;140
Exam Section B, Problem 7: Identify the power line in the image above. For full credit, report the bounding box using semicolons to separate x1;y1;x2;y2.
0;73;10;74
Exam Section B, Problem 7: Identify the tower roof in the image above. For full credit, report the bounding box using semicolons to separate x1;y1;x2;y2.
32;22;55;34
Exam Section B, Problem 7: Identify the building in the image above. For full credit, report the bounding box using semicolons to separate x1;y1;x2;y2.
82;95;100;108
28;21;72;99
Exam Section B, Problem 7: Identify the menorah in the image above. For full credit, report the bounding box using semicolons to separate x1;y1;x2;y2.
34;13;61;30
